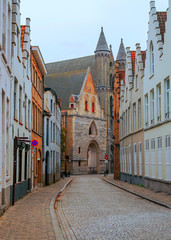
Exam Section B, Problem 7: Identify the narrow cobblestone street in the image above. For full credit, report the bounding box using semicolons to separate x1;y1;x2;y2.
56;176;171;240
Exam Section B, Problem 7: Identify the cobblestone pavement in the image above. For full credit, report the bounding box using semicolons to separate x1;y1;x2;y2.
105;175;171;208
0;178;71;240
56;176;171;240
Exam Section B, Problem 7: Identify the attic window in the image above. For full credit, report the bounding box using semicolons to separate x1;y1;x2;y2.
71;104;74;108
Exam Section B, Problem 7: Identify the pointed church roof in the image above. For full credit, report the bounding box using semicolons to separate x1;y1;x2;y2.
116;38;126;62
95;27;110;53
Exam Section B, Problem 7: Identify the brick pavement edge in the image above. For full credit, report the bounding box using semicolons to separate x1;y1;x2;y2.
50;178;73;240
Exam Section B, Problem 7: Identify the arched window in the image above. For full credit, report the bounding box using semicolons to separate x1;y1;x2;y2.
89;121;97;135
150;41;154;75
92;102;94;113
91;96;95;113
85;100;88;111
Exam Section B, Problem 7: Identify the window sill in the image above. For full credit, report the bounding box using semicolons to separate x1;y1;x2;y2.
14;118;18;122
17;56;21;63
149;74;154;79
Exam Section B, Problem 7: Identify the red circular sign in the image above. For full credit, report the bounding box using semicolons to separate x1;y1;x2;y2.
104;155;108;160
31;140;38;146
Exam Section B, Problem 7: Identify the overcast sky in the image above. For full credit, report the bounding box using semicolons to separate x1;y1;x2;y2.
20;0;168;64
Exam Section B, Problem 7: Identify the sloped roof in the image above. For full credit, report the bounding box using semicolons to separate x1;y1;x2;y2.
116;38;126;62
95;27;109;53
157;12;167;43
45;55;96;110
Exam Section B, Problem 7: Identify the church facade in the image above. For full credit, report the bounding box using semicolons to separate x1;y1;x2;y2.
45;28;115;174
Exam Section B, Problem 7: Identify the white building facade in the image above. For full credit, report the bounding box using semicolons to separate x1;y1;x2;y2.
120;44;146;186
0;0;12;213
144;1;171;193
10;1;32;204
43;88;61;185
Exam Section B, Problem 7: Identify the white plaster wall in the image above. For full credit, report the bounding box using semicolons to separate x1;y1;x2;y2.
0;0;12;206
144;1;171;181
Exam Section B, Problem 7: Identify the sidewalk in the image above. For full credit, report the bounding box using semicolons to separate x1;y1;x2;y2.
0;178;71;240
103;175;171;209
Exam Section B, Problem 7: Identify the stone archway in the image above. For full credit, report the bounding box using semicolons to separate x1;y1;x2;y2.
87;141;99;174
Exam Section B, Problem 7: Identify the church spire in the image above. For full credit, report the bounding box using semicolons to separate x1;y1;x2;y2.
95;27;110;53
116;38;126;62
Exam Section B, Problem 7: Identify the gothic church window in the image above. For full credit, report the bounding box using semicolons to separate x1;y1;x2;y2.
92;102;95;113
85;100;88;111
89;121;97;135
91;96;95;113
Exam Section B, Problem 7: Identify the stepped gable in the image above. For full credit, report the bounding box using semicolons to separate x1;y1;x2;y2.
157;12;167;43
21;26;26;49
45;55;96;110
131;51;136;77
141;51;146;68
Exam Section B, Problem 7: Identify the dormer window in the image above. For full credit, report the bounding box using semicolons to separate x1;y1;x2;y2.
71;104;74;108
92;102;94;113
150;41;154;75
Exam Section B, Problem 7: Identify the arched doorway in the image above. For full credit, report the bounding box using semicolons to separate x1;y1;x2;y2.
87;142;99;174
45;151;49;186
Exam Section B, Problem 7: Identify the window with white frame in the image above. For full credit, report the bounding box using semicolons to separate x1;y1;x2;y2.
136;74;139;90
123;113;125;137
126;110;127;134
165;135;171;181
126;87;128;101
138;99;141;129
150;41;154;75
157;84;161;122
134;143;137;175
19;86;22;122
151;138;155;150
150;89;154;125
133;103;136;131
145;94;148;127
165;78;170;119
28;100;30;129
128;107;131;133
157;137;162;149
14;79;17;119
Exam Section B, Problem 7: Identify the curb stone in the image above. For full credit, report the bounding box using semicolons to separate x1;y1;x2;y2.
102;178;171;210
50;178;73;240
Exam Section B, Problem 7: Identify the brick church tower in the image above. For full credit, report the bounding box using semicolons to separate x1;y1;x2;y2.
94;27;114;173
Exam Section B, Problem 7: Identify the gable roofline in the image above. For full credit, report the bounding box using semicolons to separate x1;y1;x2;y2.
44;87;59;104
31;46;47;75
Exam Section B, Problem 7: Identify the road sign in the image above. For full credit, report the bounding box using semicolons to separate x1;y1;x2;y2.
31;140;38;146
104;154;108;160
